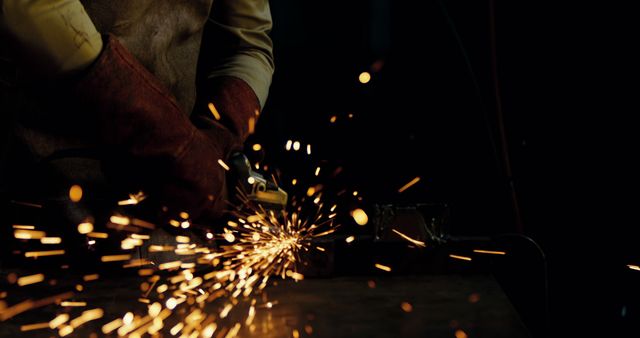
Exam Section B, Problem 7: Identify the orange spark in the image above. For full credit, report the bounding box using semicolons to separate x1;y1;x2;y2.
375;263;392;272
449;254;472;261
208;102;222;120
473;249;506;255
398;177;421;193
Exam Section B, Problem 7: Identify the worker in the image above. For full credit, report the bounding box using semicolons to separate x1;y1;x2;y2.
0;0;274;221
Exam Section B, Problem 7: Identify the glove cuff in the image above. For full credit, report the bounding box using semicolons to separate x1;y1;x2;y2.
198;76;262;144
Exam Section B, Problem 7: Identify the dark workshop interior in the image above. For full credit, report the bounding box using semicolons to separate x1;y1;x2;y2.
1;0;638;337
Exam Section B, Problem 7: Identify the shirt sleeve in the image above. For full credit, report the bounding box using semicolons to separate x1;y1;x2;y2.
201;0;274;108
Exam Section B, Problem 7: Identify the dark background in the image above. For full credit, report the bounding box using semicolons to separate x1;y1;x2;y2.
252;1;639;337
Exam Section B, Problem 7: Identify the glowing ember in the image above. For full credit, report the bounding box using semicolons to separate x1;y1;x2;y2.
375;263;392;272
69;185;83;202
449;254;472;261
398;176;421;193
25;250;65;258
50;314;70;329
77;222;94;234
455;329;469;338
359;71;371;84
109;215;130;225
166;298;177;310
60;301;87;307
40;237;62;244
218;159;231;171
401;302;413;312
306;187;316;197
101;254;131;262
208;102;222;120
118;191;146;205
351;208;368;225
20;322;50;331
14;229;46;240
391;229;426;247
17;274;45;286
473;249;506;255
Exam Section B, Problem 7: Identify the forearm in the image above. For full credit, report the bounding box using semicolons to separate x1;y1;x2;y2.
74;34;236;219
201;0;274;109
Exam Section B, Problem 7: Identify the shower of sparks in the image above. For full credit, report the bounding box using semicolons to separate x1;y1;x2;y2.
2;155;344;337
398;177;421;193
449;254;472;261
391;229;426;247
473;249;506;255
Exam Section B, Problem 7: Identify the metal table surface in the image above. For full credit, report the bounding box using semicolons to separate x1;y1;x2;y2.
1;273;529;338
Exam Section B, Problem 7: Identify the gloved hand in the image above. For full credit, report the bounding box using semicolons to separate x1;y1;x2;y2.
73;35;260;221
2;0;103;75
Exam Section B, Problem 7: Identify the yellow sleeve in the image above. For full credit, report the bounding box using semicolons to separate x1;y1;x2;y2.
202;0;274;108
2;0;102;74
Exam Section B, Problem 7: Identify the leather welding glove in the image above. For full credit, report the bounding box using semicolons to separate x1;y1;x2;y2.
73;35;259;220
2;0;103;75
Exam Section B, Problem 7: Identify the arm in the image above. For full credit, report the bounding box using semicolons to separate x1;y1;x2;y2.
2;0;275;220
196;0;274;143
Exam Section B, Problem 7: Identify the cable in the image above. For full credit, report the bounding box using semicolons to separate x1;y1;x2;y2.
488;0;524;233
493;233;550;336
436;0;525;233
446;233;549;336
